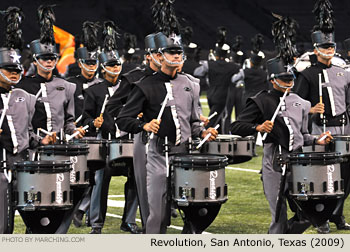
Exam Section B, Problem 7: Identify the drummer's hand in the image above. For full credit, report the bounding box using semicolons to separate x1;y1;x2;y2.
317;130;333;145
41;132;57;145
202;127;218;141
0;129;2;135
256;120;274;133
143;119;160;133
74;127;86;139
137;112;143;119
309;103;324;114
200;115;209;127
94;116;104;128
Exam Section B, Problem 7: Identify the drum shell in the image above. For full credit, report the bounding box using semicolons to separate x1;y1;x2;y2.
39;154;89;187
288;152;344;199
108;139;133;176
14;161;73;211
329;136;350;156
172;154;228;204
38;144;89;187
201;135;255;164
75;138;107;170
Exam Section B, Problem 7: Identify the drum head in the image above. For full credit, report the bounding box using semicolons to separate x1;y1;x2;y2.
171;154;228;170
14;160;72;173
216;135;236;142
38;144;89;156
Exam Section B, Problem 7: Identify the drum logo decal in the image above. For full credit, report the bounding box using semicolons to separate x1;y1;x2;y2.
327;165;335;193
56;173;64;203
70;156;78;183
210;171;218;199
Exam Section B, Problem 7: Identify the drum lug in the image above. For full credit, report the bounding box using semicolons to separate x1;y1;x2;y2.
177;186;190;207
23;189;41;211
296;182;309;201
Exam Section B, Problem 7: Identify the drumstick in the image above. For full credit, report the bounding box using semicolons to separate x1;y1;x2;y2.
100;94;109;117
200;111;217;126
75;115;82;125
196;124;220;149
38;128;59;140
0;91;11;129
66;125;89;142
96;95;109;133
150;93;169;140
318;131;331;142
262;90;288;141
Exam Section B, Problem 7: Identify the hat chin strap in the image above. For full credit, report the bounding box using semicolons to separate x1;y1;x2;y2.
160;51;185;66
79;59;99;73
33;55;57;71
149;53;161;66
101;64;122;76
0;69;23;85
274;78;294;90
315;45;336;58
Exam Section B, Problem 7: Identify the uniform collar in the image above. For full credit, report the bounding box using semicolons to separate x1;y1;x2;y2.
157;70;177;81
35;73;54;83
316;61;332;69
104;77;120;87
0;86;10;94
79;74;96;83
271;88;289;97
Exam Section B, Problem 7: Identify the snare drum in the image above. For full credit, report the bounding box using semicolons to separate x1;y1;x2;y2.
108;139;133;176
13;160;73;211
330;136;350;157
38;144;89;187
75;137;107;170
201;135;255;164
171;154;228;205
288;152;344;200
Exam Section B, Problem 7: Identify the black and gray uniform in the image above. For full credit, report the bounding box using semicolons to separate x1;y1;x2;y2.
294;62;350;225
66;74;101;126
17;74;77;135
16;74;77;234
116;71;204;234
81;79;118;230
106;65;155;228
231;89;315;234
194;60;239;133
0;87;39;234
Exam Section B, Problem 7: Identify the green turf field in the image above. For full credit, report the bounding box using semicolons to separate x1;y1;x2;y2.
11;96;350;234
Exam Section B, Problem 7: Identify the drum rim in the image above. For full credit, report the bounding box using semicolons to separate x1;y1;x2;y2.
14;160;72;172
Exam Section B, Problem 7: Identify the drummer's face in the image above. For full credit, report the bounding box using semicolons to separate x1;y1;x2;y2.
272;78;293;92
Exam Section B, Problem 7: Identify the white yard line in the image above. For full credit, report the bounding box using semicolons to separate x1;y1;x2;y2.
226;167;260;173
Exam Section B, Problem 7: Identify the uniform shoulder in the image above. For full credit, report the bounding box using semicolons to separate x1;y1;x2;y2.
12;88;35;98
178;72;200;84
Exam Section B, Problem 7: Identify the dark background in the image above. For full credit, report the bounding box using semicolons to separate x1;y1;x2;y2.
1;0;350;52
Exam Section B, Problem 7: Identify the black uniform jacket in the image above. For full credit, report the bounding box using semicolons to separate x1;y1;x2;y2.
230;89;291;150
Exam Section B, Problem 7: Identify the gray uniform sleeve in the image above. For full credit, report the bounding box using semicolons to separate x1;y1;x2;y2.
193;61;209;77
64;82;77;134
190;82;205;138
302;100;316;145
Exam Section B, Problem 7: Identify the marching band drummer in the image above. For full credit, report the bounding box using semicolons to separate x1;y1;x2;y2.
116;0;217;233
230;15;332;234
0;6;55;234
81;21;140;234
66;21;102;229
106;33;161;233
15;5;85;234
293;0;350;234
